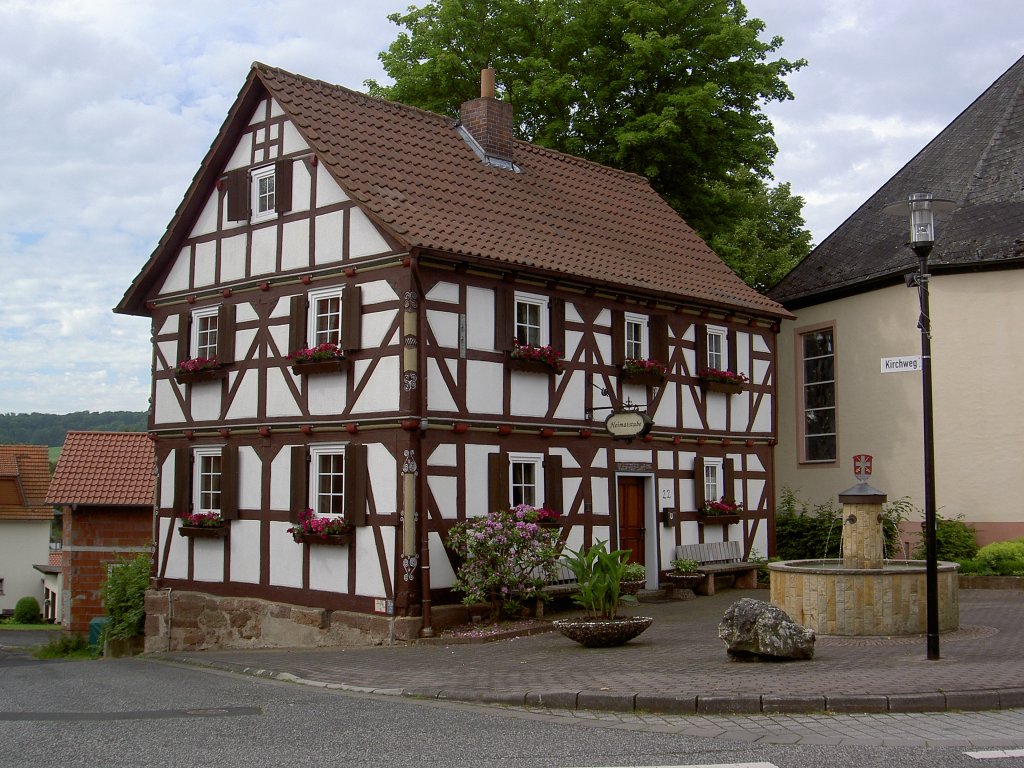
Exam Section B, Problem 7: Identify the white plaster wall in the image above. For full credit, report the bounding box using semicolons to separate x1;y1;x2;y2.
220;235;246;282
266;369;302;418
427;309;459;348
156;339;177;371
355;527;392;597
315;165;349;206
164;519;187;580
224;139;249;172
591;475;610;517
466;286;494;350
729;391;750;430
427;476;458;517
159;452;176;508
427;358;459;411
704;391;728;431
230;521;261;584
160;249;191;294
429;531;456;588
553;370;585;421
190;195;218;238
154;380;184;424
510;373;547;417
251;227;277;275
282;220;310;272
192;539;225;582
426;281;459;303
362;280;398;305
281;121;307;157
349;207;391;258
364;309;398;348
307;371;348;416
190;380;221;422
0;520;48;611
270;449;290;512
309;546;348;592
465;446;497;517
653;384;677;428
193;241;216;287
291;161;311;213
238;446;261;511
314;212;344;265
429;443;457;466
465;361;503;414
368;443;397;513
350;357;399;412
269;521;302;588
678;451;697;511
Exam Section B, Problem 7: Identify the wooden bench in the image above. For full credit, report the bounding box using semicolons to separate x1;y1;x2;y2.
539;561;579;597
674;541;759;595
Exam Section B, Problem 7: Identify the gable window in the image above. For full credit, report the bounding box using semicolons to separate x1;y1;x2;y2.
509;453;545;507
191;307;219;361
310;445;345;516
251;165;276;220
514;291;548;347
193;447;223;513
224;159;292;223
706;326;727;371
800;326;837;462
624;313;648;360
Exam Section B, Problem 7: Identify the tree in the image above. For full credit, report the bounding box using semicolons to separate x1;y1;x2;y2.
368;0;811;287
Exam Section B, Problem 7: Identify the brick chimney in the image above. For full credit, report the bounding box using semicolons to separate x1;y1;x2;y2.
459;68;514;162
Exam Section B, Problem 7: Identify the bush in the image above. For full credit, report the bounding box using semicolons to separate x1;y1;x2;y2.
101;554;151;639
13;596;41;624
976;538;1024;575
912;513;978;561
34;633;95;660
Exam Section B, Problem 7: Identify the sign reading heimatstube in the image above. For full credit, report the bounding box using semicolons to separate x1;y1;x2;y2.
604;410;653;439
880;355;922;374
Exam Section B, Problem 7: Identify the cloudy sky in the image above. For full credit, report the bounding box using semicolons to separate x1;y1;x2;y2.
2;0;1022;416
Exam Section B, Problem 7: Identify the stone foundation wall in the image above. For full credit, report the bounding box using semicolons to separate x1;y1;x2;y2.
144;590;431;652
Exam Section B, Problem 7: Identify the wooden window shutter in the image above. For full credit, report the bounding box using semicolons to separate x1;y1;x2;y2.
289;446;307;524
225;168;250;222
544;454;563;513
693;455;706;511
494;284;513;352
549;297;565;356
176;313;191;365
341;285;362;352
288;296;306;355
173;447;191;515
610;309;625;366
649;315;668;363
724;458;736;505
217;305;235;365
694;323;708;374
275;159;293;214
344;443;368;526
487;452;509;512
220;445;239;520
727;329;738;375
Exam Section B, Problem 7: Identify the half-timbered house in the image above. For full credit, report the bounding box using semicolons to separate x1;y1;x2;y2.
117;64;790;650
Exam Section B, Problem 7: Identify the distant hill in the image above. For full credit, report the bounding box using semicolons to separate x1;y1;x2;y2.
0;411;148;447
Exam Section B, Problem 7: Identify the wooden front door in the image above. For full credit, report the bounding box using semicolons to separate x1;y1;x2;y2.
617;476;646;565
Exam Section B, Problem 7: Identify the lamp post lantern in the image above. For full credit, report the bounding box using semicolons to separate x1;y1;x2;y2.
885;192;954;660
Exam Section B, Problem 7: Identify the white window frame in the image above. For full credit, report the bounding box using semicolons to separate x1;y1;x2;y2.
800;326;838;463
193;446;223;514
508;452;545;508
624;312;648;360
513;291;549;348
190;306;219;361
307;286;345;348
703;457;723;506
309;444;346;517
251;165;277;222
706;326;727;371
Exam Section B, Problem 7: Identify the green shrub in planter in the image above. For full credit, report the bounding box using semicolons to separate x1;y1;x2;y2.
621;563;646;582
13;596;41;624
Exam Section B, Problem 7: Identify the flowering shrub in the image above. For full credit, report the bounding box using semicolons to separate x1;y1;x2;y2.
700;497;742;515
509;339;564;373
621;358;667;378
180;511;224;528
289;342;345;363
176;356;218;374
447;508;560;622
287;507;353;542
511;503;561;524
698;367;748;385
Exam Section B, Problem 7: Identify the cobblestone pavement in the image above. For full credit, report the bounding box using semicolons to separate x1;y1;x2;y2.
155;588;1024;746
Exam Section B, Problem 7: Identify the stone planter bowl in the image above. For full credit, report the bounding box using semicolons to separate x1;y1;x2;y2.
553;616;653;647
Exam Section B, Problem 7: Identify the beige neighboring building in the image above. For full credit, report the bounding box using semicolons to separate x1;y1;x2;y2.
0;445;52;614
771;54;1024;549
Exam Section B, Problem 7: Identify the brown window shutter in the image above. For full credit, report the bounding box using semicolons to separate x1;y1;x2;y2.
289;296;306;355
173;447;191;515
611;309;625;366
289;446;307;523
695;323;708;374
225;168;250;222
176;313;191;365
341;285;362;352
344;443;368;526
544;454;563;513
649;315;668;363
217;305;235;365
693;455;706;511
275;159;293;214
549;297;565;356
724;458;736;505
487;452;509;512
220;445;239;520
727;330;738;374
494;284;513;352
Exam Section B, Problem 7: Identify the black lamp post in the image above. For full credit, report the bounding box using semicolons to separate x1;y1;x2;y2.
886;192;954;660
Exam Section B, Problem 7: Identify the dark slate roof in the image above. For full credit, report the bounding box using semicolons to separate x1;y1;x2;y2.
119;63;788;319
771;54;1024;307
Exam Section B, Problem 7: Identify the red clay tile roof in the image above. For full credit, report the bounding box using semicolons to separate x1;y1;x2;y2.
0;445;52;521
46;432;153;507
119;63;789;319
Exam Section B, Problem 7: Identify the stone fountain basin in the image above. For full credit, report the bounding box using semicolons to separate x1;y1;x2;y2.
768;559;960;636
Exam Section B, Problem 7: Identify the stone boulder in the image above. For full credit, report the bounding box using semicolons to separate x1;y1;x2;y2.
719;598;815;661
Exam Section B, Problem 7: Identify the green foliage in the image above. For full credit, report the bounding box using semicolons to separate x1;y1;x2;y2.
621;562;646;581
976;538;1024;575
368;0;811;287
562;540;635;619
912;513;979;561
0;411;147;447
13;596;41;624
33;633;96;660
670;558;699;574
101;554;151;639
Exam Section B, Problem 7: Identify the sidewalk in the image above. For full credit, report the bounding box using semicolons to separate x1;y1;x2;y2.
155;588;1024;716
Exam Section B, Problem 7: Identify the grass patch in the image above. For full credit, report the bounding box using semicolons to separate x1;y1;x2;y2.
0;622;60;631
33;633;98;660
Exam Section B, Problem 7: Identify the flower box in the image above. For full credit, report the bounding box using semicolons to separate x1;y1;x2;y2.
701;379;743;395
178;525;229;539
505;354;563;375
698;513;741;525
175;367;227;385
621;368;667;386
295;531;353;546
290;358;349;376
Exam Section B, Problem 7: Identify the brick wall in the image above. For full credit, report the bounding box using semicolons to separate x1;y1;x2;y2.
459;97;514;161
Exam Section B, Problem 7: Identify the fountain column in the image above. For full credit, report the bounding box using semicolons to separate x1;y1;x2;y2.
839;482;887;569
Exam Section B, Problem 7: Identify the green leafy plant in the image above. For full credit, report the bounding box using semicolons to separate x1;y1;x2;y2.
101;554;151;639
912;513;978;561
13;596;41;624
975;538;1024;575
670;558;699;574
621;562;646;582
447;508;560;622
33;633;96;660
561;541;635;620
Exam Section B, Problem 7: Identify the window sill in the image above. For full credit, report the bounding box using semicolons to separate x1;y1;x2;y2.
620;369;667;387
178;525;229;539
697;513;741;525
174;367;228;385
505;354;564;376
290;358;349;376
700;379;743;395
294;531;353;546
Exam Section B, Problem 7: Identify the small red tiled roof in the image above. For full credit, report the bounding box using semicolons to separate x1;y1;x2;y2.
46;432;153;507
119;63;789;319
0;445;52;520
